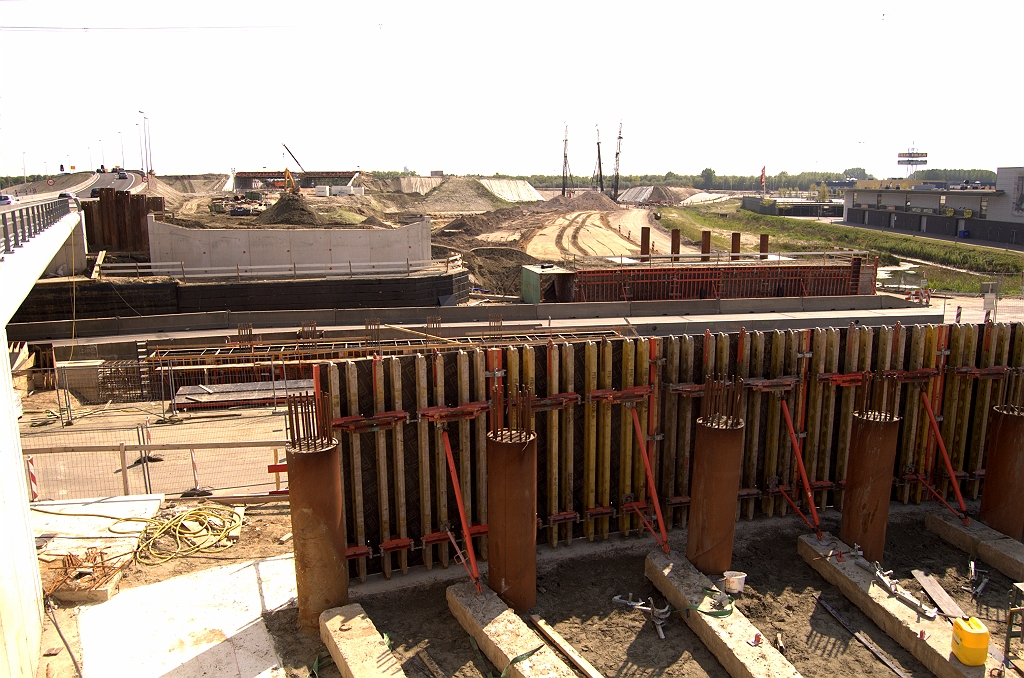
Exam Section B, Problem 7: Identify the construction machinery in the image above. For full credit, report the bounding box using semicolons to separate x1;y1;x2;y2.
561;125;575;198
612;122;622;202
282;143;304;194
593;126;604;193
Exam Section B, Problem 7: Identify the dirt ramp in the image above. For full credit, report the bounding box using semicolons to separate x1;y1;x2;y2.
417;177;508;213
390;176;443;195
160;174;229;194
477;179;543;202
257;193;323;226
543;191;621;212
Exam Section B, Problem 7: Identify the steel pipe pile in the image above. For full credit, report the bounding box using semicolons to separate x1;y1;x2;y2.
840;374;901;562
285;369;348;633
687;378;745;575
979;370;1024;540
487;385;537;611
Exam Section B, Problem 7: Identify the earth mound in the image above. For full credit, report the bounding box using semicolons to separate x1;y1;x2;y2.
257;193;323;226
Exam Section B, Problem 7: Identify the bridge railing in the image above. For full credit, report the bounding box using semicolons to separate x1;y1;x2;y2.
1;199;72;258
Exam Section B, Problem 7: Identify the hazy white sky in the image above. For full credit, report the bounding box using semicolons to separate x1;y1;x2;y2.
1;0;1021;179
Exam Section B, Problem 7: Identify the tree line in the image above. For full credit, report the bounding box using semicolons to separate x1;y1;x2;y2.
484;168;878;192
908;169;997;183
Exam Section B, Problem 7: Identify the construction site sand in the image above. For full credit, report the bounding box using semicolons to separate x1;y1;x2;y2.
525;208;683;260
413;177;507;214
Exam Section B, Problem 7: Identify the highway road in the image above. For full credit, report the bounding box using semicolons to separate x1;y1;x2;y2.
1;171;137;214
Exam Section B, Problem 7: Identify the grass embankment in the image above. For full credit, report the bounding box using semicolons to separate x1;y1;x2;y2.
658;201;1024;295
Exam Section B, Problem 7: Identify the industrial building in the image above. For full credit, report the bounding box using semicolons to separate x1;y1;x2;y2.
843;166;1024;245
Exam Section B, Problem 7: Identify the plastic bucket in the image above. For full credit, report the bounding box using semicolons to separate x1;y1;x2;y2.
722;571;747;594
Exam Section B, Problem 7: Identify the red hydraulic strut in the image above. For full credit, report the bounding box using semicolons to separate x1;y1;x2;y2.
630;406;670;553
918;389;970;525
779;398;823;541
440;429;482;593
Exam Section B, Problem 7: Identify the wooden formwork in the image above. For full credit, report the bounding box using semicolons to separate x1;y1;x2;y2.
323;322;1023;579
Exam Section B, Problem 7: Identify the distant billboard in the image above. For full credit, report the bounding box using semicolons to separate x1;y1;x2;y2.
897;152;928;158
898;159;928;165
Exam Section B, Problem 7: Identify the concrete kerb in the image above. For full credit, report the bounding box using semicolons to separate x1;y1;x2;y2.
446;581;575;678
320;603;408;678
645;551;802;678
798;532;1000;678
925;512;1024;583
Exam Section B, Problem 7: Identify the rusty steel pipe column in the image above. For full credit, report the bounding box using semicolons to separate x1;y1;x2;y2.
731;232;741;261
701;230;711;262
640;226;651;262
979;406;1024;540
759;233;769;260
486;430;538;611
840;412;900;563
287;441;348;632
687;419;745;575
671;229;681;262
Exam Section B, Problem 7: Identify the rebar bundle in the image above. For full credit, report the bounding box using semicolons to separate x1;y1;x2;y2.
700;378;744;429
286;391;334;452
490;384;533;443
996;369;1024;415
857;372;901;422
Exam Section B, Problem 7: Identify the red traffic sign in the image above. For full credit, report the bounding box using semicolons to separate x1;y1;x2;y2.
142;176;148;182
46;178;55;186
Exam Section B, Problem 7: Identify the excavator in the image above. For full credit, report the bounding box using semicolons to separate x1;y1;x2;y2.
282;143;304;194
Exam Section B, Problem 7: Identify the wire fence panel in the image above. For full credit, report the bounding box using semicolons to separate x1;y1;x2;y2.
20;407;289;501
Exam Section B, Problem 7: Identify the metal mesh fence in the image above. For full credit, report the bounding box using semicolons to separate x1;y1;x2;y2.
20;406;289;501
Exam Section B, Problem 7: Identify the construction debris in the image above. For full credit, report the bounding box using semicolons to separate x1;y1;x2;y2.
257;192;323;226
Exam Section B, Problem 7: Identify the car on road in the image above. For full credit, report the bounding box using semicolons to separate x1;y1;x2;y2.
116;172;128;180
0;194;19;206
58;192;77;200
90;188;101;198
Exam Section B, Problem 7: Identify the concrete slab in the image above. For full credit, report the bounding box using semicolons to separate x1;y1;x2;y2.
320;603;407;677
645;551;801;678
77;554;296;677
798;533;1000;678
925;512;1024;582
446;582;574;678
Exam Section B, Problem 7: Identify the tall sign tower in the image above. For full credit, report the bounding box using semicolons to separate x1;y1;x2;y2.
897;147;927;178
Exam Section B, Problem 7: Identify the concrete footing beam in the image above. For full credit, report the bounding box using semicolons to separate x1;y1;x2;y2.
446;582;574;678
320;604;407;678
645;551;801;678
925;512;1024;582
798;533;1000;678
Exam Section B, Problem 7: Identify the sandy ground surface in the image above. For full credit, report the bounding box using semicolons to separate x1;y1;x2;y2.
36;500;1012;678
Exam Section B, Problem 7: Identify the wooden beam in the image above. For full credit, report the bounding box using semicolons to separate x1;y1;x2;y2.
529;615;604;678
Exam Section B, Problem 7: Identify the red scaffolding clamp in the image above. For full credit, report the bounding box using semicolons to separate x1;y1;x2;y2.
418;401;491;423
531;392;581;412
586;385;653;404
665;382;705;396
747;375;801;392
880;368;940;383
946;365;1010;380
817;371;868;387
333;410;409;434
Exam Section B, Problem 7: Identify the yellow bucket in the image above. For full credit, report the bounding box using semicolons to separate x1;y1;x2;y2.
951;616;989;667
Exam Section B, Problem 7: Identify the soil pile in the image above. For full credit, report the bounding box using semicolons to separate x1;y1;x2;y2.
257;193;323;226
360;215;389;228
464;247;541;295
663;185;701;202
542;191;621;212
416;177;508;213
443;207;525;236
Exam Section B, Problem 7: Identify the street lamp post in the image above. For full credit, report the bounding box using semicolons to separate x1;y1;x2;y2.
119;131;125;168
137;123;145;173
22;152;27;185
99;140;105;169
139;111;152;175
88;147;93;170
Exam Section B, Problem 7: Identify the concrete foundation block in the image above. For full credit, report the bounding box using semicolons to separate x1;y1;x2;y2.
798;533;1000;678
446;582;574;678
320;604;407;678
645;551;801;678
925;512;1024;582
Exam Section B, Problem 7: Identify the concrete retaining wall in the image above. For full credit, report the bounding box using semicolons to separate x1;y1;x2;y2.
147;217;432;271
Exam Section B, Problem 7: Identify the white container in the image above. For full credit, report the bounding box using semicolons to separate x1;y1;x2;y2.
722;571;747;594
315;185;330;197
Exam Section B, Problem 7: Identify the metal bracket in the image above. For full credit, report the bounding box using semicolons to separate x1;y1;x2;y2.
333;410;409;434
484;369;507;378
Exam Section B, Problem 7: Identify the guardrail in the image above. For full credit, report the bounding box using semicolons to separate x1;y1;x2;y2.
96;253;465;281
1;199;72;258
